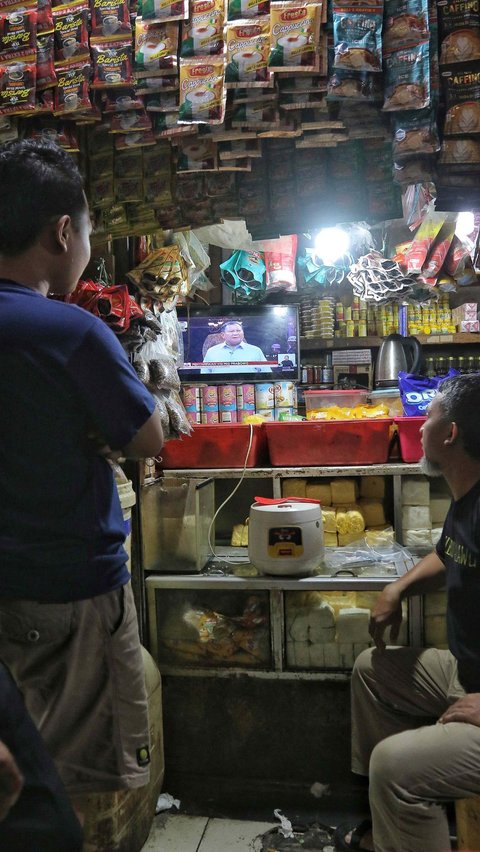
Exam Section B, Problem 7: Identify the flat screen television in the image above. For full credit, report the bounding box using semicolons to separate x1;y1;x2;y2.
177;304;300;384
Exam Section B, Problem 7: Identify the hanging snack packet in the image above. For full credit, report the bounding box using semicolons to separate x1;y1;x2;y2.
178;56;226;124
403;212;446;274
135;18;178;74
438;0;480;65
399;370;458;415
442;62;480;135
176;135;217;169
54;60;90;111
422;218;456;277
102;87;144;110
439;137;480;165
53;0;89;64
0;50;36;114
36;32;56;89
154;109;198;134
140;0;188;23
0;3;37;58
383;39;430;110
90;37;133;86
90;0;131;37
37;0;53;35
383;0;428;49
392;108;440;157
268;2;322;72
327;68;382;100
181;0;225;57
333;7;383;73
227;0;268;21
225;17;270;86
144;89;178;109
110;108;152;130
231;99;278;125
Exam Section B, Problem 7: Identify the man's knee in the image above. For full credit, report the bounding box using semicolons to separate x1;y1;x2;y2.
352;647;375;683
370;732;418;795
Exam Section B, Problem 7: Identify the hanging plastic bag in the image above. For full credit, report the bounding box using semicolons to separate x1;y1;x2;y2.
398;368;458;416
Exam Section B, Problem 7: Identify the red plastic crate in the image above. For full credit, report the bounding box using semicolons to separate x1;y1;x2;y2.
265;419;393;466
159;424;269;469
394;416;426;463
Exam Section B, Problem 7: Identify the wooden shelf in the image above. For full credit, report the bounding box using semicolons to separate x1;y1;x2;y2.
300;334;480;349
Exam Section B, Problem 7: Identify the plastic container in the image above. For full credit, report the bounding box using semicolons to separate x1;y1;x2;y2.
265;419;393;466
113;468;136;568
394;416;426;462
159;424;269;469
368;388;403;417
304;389;368;420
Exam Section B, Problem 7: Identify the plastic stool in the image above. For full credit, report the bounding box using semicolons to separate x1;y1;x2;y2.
81;647;164;852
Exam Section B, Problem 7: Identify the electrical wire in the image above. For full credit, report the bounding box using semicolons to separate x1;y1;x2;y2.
207;423;254;565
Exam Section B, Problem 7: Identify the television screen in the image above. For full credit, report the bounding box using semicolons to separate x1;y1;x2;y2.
177;304;300;384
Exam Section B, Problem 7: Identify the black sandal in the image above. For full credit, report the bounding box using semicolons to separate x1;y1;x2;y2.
334;819;374;851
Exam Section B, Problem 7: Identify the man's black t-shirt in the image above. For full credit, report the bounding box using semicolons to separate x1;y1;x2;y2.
437;479;480;692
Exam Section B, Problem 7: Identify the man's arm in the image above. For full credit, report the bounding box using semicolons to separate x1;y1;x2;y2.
369;550;446;649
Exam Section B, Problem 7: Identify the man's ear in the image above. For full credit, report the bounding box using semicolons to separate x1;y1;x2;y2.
53;214;72;253
445;421;459;446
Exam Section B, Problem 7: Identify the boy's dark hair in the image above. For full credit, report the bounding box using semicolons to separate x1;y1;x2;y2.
0;139;86;256
438;373;480;460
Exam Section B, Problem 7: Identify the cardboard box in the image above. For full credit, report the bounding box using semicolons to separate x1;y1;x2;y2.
459;320;480;332
453;303;478;321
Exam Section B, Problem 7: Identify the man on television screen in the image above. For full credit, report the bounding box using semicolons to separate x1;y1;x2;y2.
201;320;272;374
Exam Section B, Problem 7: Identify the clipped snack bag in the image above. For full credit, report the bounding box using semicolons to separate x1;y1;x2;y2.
225;17;270;86
135;18;179;74
268;2;322;72
442;63;480;136
399;370;458;416
178;56;226;123
404;211;446;274
0;50;37;114
333;7;383;74
392;108;440;157
383;0;429;49
383;39;430;111
90;37;133;87
421;218;456;278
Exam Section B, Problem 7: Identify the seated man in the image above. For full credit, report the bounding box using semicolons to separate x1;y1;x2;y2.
337;374;480;852
201;320;272;374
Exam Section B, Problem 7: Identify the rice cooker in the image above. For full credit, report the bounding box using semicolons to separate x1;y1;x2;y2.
248;499;324;576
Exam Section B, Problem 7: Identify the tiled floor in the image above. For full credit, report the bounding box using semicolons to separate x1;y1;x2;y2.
142;814;278;851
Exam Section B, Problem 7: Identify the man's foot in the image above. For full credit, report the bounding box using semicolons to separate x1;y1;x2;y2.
334;819;374;851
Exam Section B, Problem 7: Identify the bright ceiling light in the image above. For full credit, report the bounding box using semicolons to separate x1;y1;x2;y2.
314;227;350;266
455;211;475;240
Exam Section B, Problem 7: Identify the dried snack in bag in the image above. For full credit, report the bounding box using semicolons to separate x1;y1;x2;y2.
178;56;225;124
225;17;270;86
442;62;480;135
383;39;430;110
333;7;383;73
135;18;178;74
327;68;382;100
422;219;456;277
127;245;190;304
392;108;440;157
268;2;322;72
383;0;428;49
181;0;225;57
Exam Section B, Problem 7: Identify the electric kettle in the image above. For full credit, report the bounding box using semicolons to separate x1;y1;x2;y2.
374;334;423;388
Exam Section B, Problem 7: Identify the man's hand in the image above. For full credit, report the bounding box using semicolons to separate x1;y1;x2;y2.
369;584;403;650
0;741;23;821
439;694;480;727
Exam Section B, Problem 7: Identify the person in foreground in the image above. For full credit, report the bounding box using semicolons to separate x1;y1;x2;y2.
0;139;164;829
336;373;480;852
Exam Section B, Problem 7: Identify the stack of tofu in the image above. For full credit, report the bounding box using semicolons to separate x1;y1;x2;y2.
282;476;392;548
401;476;451;549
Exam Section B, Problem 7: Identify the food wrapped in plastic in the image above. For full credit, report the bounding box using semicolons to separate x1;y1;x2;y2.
165;389;192;438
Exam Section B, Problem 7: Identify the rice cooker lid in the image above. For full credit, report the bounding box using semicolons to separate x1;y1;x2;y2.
251;501;321;523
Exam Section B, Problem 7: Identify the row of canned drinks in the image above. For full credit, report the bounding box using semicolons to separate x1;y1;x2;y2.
182;382;298;424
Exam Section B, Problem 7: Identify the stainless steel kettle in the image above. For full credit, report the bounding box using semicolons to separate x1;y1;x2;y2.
375;333;423;388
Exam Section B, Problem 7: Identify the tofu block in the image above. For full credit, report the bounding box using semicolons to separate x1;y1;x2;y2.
288;601;335;642
306;481;332;505
402;505;431;529
365;525;395;546
231;524;244;546
331;478;358;505
308;643;325;667
322;507;337;534
336;607;371;643
402;528;433;548
282;478;307;498
360;476;385;499
335;506;365;535
323;642;341;667
430;497;451;524
286;639;311;668
338;531;365;546
358;499;386;527
310;625;336;644
402;476;430;506
431;526;443;547
339;643;355;668
241;524;249;547
324;532;338;547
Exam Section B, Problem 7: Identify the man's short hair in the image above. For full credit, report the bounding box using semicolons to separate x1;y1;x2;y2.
438;373;480;460
0;138;86;256
221;320;243;333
